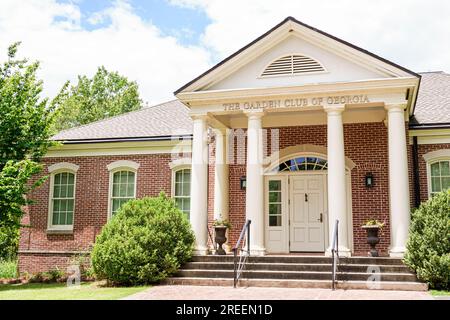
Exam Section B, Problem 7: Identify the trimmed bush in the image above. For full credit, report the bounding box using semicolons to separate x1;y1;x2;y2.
404;190;450;290
91;193;195;285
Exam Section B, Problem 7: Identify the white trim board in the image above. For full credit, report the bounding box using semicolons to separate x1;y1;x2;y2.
44;140;192;158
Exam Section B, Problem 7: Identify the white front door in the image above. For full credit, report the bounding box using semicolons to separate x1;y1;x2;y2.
289;175;325;252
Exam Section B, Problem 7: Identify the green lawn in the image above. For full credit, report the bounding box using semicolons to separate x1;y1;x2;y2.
0;282;149;300
430;290;450;296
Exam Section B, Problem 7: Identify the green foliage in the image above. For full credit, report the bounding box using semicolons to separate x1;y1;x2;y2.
0;42;56;168
68;251;94;280
0;43;55;259
91;193;195;285
0;259;17;279
46;267;65;282
361;219;385;229
404;190;450;290
52;66;142;131
0;160;45;259
212;217;232;229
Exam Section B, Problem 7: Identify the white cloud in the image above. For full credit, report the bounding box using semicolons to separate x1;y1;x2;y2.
0;0;211;104
1;0;449;106
171;0;450;73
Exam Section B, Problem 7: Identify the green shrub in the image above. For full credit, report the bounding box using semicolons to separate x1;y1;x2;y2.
46;267;64;282
91;193;195;285
0;259;17;279
404;190;450;290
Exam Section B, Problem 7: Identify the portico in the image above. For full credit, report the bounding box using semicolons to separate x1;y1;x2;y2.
175;17;420;258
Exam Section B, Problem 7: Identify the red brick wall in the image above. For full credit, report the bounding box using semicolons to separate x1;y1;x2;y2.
18;154;174;274
226;123;392;255
21;125;448;273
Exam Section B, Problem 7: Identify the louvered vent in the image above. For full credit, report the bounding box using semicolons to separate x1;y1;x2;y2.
261;54;325;77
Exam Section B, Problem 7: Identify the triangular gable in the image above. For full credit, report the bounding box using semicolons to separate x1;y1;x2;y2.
174;17;419;94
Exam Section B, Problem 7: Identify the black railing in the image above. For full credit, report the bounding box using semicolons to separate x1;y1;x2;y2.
331;219;339;290
233;219;251;288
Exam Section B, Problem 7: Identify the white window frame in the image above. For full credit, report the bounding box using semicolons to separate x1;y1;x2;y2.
107;160;139;219
170;158;191;217
47;162;79;232
423;149;450;197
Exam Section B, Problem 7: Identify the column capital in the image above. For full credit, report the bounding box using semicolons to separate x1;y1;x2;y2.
323;104;345;114
213;127;227;136
244;110;265;120
384;104;406;112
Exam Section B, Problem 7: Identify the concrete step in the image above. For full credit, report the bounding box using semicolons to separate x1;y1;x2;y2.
182;262;412;273
190;255;404;265
164;277;428;291
175;269;418;282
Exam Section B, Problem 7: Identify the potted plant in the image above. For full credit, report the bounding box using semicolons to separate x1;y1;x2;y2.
361;219;385;257
212;215;232;255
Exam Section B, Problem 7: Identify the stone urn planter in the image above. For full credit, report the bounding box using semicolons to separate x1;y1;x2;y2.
213;216;231;255
361;220;384;257
214;226;228;255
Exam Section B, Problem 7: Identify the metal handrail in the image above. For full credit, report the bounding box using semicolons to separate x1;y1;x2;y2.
331;219;339;290
233;219;251;288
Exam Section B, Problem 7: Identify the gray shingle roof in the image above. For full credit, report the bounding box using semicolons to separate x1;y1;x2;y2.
52;100;193;142
52;71;450;141
411;71;450;127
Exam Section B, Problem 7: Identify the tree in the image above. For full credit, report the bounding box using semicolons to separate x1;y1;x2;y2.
0;42;55;259
52;66;142;131
0;160;45;259
0;42;55;169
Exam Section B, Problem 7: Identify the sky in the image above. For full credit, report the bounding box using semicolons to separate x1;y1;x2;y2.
0;0;449;105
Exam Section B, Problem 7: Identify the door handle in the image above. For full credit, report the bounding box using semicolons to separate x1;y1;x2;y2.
318;213;323;223
305;194;308;202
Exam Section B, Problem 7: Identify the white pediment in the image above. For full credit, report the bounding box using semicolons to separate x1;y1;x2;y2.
208;35;392;91
175;17;418;95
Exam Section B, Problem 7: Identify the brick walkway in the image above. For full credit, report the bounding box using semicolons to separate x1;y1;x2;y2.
124;285;433;300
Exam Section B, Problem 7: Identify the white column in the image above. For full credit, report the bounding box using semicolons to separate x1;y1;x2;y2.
245;112;265;256
325;105;351;257
190;116;209;255
213;129;229;221
385;104;410;257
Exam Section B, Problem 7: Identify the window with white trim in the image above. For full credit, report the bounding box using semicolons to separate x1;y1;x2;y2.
173;168;191;218
110;170;136;215
48;168;78;230
430;160;450;195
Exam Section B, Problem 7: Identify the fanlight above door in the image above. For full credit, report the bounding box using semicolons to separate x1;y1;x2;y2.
273;157;328;172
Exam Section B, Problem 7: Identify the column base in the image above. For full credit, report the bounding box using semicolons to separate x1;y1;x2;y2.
193;246;209;256
249;246;266;256
389;246;406;258
325;246;351;257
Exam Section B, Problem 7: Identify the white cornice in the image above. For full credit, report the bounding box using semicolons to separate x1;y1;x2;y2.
44;140;192;158
179;77;418;104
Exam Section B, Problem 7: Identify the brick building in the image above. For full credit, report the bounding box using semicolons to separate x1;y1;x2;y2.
19;17;450;273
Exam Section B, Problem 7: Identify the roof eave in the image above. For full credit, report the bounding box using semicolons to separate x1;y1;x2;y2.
53;134;193;145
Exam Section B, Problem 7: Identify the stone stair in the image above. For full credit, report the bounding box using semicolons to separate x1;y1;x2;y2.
164;255;428;291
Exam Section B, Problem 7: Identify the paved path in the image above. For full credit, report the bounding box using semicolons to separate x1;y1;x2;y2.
124;285;433;300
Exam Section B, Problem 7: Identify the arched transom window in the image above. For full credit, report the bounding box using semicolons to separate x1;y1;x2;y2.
273;157;328;172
